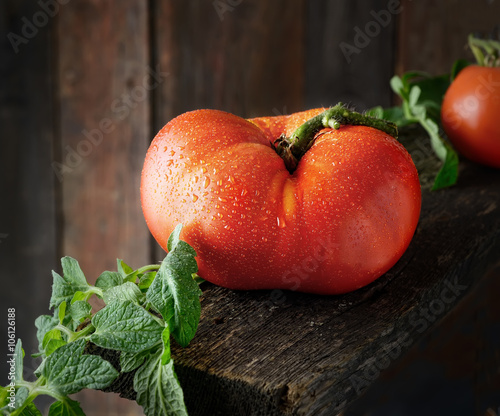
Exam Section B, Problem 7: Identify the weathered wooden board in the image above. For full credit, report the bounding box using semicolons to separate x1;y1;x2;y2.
306;0;397;111
56;0;151;279
56;0;151;414
343;261;500;415
397;0;500;75
0;0;58;388
166;131;500;416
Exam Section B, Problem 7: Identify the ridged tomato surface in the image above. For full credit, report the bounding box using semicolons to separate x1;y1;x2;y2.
141;109;421;294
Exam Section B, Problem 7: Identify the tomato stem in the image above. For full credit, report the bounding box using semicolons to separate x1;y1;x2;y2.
274;103;398;172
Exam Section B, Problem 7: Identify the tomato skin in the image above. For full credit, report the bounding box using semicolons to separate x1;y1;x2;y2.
141;109;421;295
441;65;500;168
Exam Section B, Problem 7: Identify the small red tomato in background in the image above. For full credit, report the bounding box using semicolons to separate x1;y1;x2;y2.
441;65;500;168
141;106;421;295
441;35;500;168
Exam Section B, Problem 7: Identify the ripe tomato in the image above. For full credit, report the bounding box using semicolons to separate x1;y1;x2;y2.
441;65;500;168
141;108;421;295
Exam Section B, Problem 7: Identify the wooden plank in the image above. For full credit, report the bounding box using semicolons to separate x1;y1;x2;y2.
56;0;151;414
153;0;304;125
0;0;57;390
343;261;500;415
397;0;500;75
166;130;500;416
306;0;397;111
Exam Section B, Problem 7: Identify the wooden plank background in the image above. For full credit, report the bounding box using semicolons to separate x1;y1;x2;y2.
1;0;499;415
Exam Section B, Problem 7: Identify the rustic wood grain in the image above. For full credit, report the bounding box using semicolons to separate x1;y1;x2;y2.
56;0;151;414
94;130;500;415
0;0;58;390
397;0;500;75
343;261;500;415
306;0;397;111
153;0;304;122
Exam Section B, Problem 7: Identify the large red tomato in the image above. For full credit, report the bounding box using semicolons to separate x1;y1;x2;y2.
441;65;500;168
141;108;421;295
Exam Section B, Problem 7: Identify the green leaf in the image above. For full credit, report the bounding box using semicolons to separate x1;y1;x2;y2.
58;302;67;325
50;258;91;309
18;401;43;416
431;141;459;190
70;291;88;304
0;386;7;408
48;398;85;416
14;387;29;410
117;259;134;278
42;339;118;395
119;350;149;373
408;85;421;109
40;325;67;357
61;257;87;286
95;271;123;291
366;105;411;127
14;339;24;383
102;282;145;305
134;350;187;416
146;225;201;347
160;327;171;365
70;301;92;323
138;272;157;291
90;300;163;353
390;75;405;97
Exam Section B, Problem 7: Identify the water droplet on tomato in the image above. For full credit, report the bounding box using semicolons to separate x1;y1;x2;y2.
202;166;208;173
277;217;286;228
203;177;211;188
166;160;174;166
192;194;199;203
228;175;235;184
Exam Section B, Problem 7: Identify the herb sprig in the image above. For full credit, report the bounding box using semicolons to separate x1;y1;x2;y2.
1;224;201;416
367;68;464;191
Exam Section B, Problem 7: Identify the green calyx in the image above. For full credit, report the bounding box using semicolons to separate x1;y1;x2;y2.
273;103;398;172
469;33;500;67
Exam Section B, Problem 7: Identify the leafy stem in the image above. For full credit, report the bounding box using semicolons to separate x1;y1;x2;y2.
469;33;500;67
2;224;201;416
136;264;161;275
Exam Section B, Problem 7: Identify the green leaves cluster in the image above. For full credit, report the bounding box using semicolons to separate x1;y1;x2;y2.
367;62;469;190
1;224;202;416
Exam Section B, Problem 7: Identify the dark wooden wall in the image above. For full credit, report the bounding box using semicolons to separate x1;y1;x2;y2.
1;0;499;415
